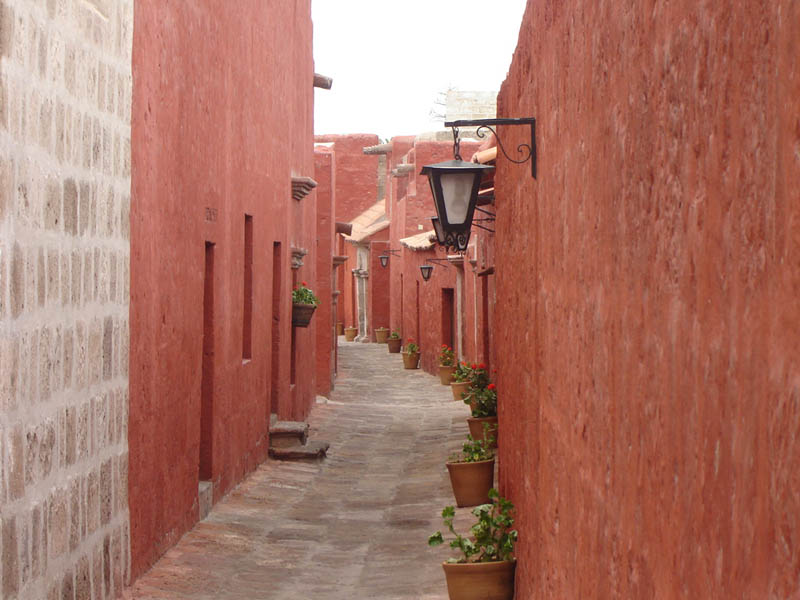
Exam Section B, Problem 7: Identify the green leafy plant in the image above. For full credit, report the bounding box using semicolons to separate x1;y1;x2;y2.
466;383;497;418
389;330;401;339
291;281;319;306
467;363;490;390
405;338;419;354
439;345;455;367
428;488;518;563
449;433;495;463
452;362;472;383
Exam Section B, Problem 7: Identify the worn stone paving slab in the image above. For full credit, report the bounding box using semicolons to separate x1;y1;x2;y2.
123;341;474;599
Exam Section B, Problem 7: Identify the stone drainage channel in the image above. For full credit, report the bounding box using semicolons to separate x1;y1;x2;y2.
124;340;481;599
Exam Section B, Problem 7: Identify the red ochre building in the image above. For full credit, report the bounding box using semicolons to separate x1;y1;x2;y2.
124;0;799;594
128;0;326;578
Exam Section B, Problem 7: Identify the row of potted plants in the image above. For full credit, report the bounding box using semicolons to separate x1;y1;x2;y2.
437;357;512;599
387;337;514;599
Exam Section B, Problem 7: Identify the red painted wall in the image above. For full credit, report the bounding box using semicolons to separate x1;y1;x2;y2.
130;0;315;578
315;148;336;397
399;248;460;374
341;241;358;331
315;134;380;223
388;138;417;339
366;235;391;339
496;1;800;598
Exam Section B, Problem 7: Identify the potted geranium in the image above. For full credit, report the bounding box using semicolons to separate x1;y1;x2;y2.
375;327;389;343
344;325;358;341
438;345;456;385
428;488;518;600
402;338;420;369
450;362;472;402
466;383;497;448
445;433;495;507
291;281;319;327
462;363;490;411
387;330;402;353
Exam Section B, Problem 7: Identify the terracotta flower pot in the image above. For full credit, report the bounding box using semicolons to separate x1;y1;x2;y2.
291;303;316;327
441;560;516;600
450;381;470;402
336;322;344;336
402;351;420;369
467;416;498;449
375;328;389;343
439;365;455;386
446;458;495;507
387;338;402;353
344;326;357;341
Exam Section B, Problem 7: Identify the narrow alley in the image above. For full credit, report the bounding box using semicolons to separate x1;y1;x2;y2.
123;341;466;599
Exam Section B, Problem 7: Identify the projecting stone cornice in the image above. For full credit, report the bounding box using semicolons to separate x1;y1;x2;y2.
291;247;308;270
313;73;333;89
291;176;317;201
363;143;393;155
391;164;415;177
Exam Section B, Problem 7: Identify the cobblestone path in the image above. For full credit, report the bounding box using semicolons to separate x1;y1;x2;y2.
124;340;471;599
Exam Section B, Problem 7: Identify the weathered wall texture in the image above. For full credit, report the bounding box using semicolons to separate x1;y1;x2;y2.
496;1;800;597
0;0;133;597
315;133;379;223
365;234;390;338
315;147;335;397
130;0;315;580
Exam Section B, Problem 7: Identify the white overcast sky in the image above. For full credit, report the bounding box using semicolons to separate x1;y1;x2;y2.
312;0;528;140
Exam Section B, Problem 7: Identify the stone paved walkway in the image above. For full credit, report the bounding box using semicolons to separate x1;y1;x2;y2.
123;340;472;599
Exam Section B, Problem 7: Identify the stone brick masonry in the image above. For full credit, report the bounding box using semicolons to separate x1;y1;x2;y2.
0;0;132;598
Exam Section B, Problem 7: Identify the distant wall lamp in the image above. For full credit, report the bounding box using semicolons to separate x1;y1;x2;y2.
378;249;401;268
419;258;450;282
421;117;536;252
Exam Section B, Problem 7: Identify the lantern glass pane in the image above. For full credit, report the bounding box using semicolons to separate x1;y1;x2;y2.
440;172;475;225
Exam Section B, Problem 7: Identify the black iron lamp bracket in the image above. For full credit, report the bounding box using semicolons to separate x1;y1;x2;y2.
472;206;495;233
426;258;451;268
383;249;402;257
444;118;536;179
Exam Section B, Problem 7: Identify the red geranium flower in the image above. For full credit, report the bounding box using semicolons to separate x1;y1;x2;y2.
302;281;307;286
479;363;486;369
488;383;496;390
471;363;477;369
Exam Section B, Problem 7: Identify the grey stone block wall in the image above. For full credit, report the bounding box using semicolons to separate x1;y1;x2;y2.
445;90;497;121
0;0;132;598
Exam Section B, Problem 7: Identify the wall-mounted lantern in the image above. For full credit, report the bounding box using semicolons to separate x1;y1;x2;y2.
431;216;446;245
378;248;401;268
421;160;493;252
419;258;450;282
421;117;536;252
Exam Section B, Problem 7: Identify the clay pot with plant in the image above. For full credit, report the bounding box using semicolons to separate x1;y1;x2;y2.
291;282;319;328
450;362;472;402
428;488;518;600
387;330;402;353
375;327;389;343
466;384;498;449
336;322;344;336
445;433;495;507
438;345;456;385
344;326;358;341
402;339;420;369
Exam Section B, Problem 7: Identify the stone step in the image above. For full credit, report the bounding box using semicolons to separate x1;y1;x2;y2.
198;481;213;520
268;440;330;461
269;420;309;448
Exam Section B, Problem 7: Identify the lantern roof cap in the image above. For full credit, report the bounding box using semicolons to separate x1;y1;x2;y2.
420;159;495;174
